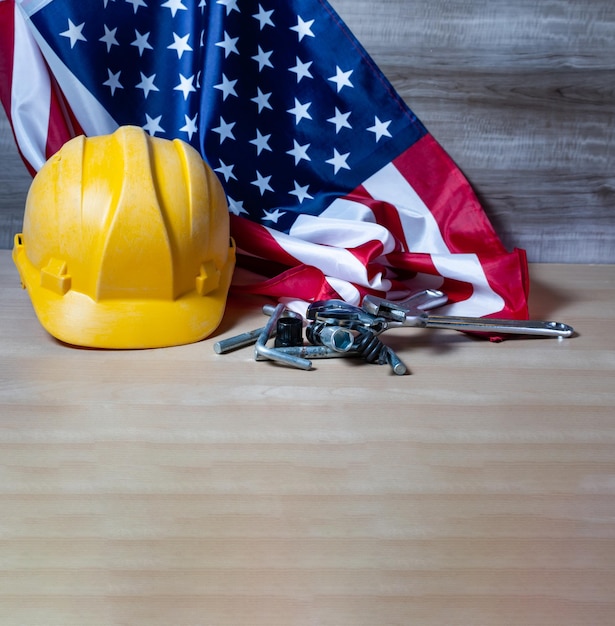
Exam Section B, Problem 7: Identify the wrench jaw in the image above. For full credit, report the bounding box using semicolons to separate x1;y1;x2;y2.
361;291;445;327
360;296;406;323
307;292;447;331
396;289;449;311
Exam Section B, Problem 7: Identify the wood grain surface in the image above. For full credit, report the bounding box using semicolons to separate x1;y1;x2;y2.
1;252;614;625
1;1;614;260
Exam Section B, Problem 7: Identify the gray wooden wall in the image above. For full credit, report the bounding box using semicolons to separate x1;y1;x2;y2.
0;110;29;250
1;0;614;262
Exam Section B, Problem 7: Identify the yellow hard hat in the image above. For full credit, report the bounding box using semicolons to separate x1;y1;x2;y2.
13;126;236;348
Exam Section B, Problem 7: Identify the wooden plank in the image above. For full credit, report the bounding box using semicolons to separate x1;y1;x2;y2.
1;254;615;626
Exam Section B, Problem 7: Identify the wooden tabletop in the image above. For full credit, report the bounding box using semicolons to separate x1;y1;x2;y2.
1;249;614;625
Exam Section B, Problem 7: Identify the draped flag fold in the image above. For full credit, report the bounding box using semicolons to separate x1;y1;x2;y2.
0;0;529;320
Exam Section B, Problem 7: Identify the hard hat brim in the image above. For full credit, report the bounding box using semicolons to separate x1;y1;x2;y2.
13;242;236;349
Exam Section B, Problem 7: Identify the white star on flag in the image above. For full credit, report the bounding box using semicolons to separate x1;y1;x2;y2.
289;57;313;82
215;32;239;57
131;30;153;56
328;66;353;92
215;160;237;182
125;0;147;14
250;130;272;155
99;25;119;52
253;5;274;29
212;117;235;143
168;32;192;59
326;148;350;173
367;116;392;141
287;98;312;124
143;114;165;136
180;113;198;140
102;69;122;95
161;0;187;18
135;72;159;98
252;171;274;195
290;182;313;203
217;0;240;16
287;140;311;164
252;46;274;71
327;108;352;133
262;207;286;223
174;73;196;100
290;16;315;41
227;196;248;216
214;74;238;100
60;19;86;48
251;88;272;112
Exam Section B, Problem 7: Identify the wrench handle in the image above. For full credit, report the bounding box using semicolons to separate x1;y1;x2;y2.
423;315;574;337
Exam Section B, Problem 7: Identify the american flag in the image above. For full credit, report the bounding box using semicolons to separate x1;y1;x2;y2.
0;0;529;320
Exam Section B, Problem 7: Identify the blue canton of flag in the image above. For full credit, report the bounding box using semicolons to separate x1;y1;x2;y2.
29;0;427;233
3;0;530;319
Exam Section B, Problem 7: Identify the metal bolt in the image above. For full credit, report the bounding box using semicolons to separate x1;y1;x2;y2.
214;326;267;354
385;347;408;376
255;344;352;360
306;322;355;352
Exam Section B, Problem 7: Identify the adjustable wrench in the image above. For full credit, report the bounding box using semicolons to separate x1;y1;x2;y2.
361;293;574;338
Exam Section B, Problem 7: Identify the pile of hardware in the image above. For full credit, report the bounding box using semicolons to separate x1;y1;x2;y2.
214;289;574;375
